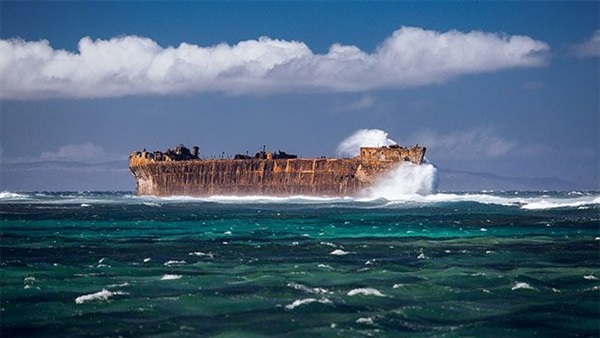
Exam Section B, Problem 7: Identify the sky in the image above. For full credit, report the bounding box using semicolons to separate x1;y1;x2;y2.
0;1;598;192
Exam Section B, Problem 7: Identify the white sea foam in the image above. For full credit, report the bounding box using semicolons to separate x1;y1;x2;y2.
583;275;597;280
161;274;182;280
284;297;332;310
356;317;375;325
318;264;334;270
0;191;29;200
520;196;600;210
189;252;215;258
379;192;600;210
330;249;350;256
347;288;386;297
287;282;331;295
164;260;186;266
511;282;535;291
148;194;349;205
75;289;127;304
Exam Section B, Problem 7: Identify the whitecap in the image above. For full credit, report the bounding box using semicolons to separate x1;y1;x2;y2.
188;252;214;258
75;289;127;304
161;274;182;280
520;196;600;210
583;275;597;280
347;288;386;297
154;194;349;205
356;317;375;325
164;260;186;266
330;249;350;256
284;297;332;310
0;191;28;200
143;258;151;262
287;282;331;295
318;264;334;270
107;282;130;288
511;282;535;291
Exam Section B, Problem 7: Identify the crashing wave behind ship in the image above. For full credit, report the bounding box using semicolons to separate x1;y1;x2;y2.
129;144;426;197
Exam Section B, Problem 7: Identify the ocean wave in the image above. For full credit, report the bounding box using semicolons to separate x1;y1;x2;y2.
161;274;182;280
287;282;331;295
356;317;375;325
381;192;600;210
347;288;386;297
2;191;598;211
140;194;353;205
284;297;332;310
75;289;128;304
164;260;186;266
511;282;535;291
330;249;351;256
0;191;29;200
520;196;600;210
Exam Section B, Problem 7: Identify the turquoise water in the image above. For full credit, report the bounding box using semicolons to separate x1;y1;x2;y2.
1;191;599;337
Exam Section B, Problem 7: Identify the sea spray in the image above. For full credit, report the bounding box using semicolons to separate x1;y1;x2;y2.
336;129;397;157
365;162;439;199
336;129;438;198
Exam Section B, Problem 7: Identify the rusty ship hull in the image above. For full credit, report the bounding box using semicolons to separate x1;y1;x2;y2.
129;145;426;197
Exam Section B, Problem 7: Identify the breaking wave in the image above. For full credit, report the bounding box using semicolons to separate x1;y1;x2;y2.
1;190;598;210
364;162;439;198
0;191;29;200
75;289;128;304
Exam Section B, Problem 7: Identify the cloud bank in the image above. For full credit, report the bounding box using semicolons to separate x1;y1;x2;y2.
41;143;117;162
0;27;549;99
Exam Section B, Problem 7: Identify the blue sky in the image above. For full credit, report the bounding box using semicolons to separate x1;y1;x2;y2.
0;1;598;191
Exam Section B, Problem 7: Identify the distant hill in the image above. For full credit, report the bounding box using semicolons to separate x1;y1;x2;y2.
1;160;134;192
437;168;584;192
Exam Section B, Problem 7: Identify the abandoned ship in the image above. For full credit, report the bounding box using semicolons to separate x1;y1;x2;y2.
129;144;426;197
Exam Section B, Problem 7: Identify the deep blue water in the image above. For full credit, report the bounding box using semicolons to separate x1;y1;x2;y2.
1;191;599;337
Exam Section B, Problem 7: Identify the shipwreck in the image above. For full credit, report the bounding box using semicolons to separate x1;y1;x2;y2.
129;144;426;197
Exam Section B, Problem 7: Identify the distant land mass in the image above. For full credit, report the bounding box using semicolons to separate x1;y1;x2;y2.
0;160;590;192
437;169;586;192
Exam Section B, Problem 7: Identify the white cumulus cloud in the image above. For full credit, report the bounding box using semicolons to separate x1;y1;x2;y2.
571;30;600;57
0;27;549;99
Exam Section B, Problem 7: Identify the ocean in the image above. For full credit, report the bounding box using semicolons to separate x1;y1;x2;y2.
1;191;599;337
